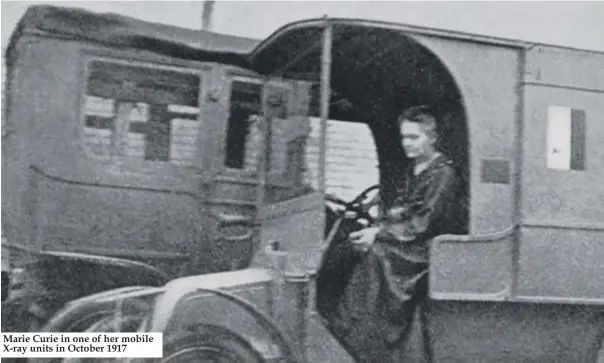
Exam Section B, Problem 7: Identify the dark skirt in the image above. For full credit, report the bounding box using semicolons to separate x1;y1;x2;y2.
316;235;432;363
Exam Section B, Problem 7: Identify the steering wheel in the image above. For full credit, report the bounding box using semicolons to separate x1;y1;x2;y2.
350;184;380;206
326;184;380;225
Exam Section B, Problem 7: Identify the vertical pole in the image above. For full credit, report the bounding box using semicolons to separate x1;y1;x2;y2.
201;0;216;31
256;102;268;220
318;16;332;194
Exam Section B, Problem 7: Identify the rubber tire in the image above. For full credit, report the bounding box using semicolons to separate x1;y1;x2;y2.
158;324;266;363
44;307;117;334
27;308;116;363
30;303;148;363
42;297;150;332
1;295;45;332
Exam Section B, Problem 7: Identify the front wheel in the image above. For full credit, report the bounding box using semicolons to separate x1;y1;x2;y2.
1;295;46;332
157;324;266;363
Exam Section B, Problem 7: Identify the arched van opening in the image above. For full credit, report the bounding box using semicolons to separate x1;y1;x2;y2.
251;21;470;232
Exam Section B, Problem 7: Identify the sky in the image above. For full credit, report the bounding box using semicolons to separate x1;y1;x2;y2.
1;1;604;52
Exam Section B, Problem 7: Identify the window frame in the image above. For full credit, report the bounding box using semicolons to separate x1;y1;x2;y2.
219;70;296;186
78;54;208;173
545;104;587;172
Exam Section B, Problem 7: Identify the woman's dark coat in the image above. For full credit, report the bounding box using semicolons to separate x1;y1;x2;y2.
316;153;466;362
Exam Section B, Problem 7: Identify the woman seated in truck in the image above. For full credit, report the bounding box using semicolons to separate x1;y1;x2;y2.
320;105;467;362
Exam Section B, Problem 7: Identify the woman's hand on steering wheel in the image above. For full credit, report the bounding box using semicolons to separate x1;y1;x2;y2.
349;226;380;252
325;184;380;225
349;185;380;224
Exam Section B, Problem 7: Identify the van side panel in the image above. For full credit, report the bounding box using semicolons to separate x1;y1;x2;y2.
416;36;520;301
518;46;604;301
414;35;520;235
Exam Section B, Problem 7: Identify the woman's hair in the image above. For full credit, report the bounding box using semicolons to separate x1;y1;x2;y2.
397;105;438;141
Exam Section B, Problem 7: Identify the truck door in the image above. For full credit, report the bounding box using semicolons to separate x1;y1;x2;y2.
252;81;326;274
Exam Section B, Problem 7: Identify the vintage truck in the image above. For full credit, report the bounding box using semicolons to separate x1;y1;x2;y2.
2;4;603;363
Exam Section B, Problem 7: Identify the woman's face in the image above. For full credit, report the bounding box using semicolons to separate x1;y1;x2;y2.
400;121;435;159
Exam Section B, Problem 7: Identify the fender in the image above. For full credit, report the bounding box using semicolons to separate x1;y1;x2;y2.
28;250;169;291
13;250;170;325
39;286;165;335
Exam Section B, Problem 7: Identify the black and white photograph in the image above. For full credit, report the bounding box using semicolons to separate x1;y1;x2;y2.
1;1;603;362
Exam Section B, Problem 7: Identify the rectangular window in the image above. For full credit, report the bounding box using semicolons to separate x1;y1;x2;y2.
82;59;201;165
224;77;293;173
225;78;263;169
546;105;586;171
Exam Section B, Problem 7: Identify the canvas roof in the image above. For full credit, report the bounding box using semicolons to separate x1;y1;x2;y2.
5;5;257;68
